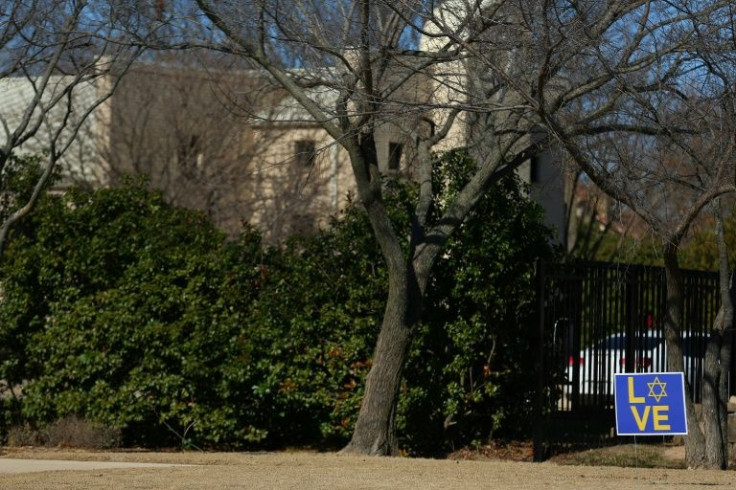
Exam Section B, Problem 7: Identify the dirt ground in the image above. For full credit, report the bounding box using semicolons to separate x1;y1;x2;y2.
0;448;734;490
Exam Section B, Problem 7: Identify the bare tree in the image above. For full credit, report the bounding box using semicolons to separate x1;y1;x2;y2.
700;198;734;469
469;0;736;468
690;9;736;467
0;0;143;258
142;0;736;458
171;0;736;456
167;0;546;455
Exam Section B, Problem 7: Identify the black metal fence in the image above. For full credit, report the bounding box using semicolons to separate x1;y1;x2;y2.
534;260;729;457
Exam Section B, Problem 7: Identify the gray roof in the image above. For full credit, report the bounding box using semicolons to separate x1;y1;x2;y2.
0;75;108;185
0;75;100;147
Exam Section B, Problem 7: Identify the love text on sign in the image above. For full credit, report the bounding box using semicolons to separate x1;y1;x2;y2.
614;372;687;436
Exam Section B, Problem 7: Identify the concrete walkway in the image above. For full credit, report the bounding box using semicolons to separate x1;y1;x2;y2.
0;458;188;474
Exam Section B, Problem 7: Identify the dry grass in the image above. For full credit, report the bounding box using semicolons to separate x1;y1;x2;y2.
550;444;686;469
0;448;733;490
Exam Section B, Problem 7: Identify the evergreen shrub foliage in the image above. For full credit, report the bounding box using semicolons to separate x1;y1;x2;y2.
1;151;554;452
1;179;269;447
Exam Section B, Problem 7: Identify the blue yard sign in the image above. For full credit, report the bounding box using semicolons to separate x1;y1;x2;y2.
614;372;688;436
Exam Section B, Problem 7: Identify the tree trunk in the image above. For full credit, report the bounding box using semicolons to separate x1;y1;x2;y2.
708;204;734;469
663;244;707;467
719;324;732;465
703;325;726;469
342;265;420;455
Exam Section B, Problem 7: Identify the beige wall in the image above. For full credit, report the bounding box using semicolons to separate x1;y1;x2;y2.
249;125;352;242
94;67;351;242
5;55;565;244
419;11;568;243
43;65;422;243
251;119;420;242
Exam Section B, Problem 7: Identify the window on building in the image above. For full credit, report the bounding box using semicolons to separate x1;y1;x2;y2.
295;140;316;167
388;142;403;171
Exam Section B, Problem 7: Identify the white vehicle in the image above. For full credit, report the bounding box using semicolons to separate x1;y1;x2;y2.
564;331;706;404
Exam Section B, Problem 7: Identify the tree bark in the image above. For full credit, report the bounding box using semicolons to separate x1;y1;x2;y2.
719;322;732;466
337;124;414;454
663;243;707;467
703;322;725;469
342;260;423;455
704;202;734;469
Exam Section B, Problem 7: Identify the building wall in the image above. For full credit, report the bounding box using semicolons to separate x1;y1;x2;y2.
419;5;568;244
527;147;567;245
103;66;265;235
2;57;566;244
249;125;353;242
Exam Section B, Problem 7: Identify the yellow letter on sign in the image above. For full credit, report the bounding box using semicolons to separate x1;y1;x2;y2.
628;376;645;403
630;406;651;431
653;406;670;431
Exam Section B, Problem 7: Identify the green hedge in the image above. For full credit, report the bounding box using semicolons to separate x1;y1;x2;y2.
1;154;555;452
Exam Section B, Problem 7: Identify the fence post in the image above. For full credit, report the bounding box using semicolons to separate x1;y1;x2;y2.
729;271;736;398
624;265;640;374
533;260;547;462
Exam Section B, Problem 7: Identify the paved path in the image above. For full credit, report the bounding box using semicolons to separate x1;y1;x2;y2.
0;458;188;474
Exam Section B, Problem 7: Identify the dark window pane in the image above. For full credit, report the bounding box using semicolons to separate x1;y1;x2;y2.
295;140;316;167
388;142;402;170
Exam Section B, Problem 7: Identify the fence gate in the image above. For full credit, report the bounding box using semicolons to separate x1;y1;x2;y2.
533;261;727;460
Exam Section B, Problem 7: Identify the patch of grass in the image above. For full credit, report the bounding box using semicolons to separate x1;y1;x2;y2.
550;444;685;469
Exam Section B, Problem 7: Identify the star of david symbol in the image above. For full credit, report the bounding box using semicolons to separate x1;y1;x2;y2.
647;377;667;402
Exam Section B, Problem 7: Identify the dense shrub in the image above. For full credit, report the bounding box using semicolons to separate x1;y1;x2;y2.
1;153;554;452
240;197;387;447
239;150;556;453
400;152;556;452
1;181;269;447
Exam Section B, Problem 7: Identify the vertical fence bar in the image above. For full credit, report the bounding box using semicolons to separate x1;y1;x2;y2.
572;266;582;409
730;272;736;398
538;261;722;450
624;266;637;374
534;260;546;462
